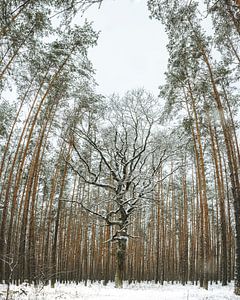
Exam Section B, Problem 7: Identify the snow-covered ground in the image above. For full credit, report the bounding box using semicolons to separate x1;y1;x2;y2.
0;281;239;300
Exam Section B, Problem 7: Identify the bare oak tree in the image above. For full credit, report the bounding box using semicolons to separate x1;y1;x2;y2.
65;89;168;288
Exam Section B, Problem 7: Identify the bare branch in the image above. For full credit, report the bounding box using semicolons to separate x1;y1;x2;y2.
60;199;106;221
72;128;120;182
65;158;116;191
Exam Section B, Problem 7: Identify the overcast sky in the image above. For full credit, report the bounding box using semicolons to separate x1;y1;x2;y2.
75;0;168;96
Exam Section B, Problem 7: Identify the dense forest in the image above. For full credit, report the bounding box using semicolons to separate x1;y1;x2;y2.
0;0;239;297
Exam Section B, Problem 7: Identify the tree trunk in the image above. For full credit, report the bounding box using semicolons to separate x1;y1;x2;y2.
199;43;240;294
115;238;127;288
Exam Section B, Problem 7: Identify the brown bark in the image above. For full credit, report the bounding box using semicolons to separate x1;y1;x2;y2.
207;115;228;285
51;147;71;287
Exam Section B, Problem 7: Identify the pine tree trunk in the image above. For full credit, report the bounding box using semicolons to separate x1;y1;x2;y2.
51;148;70;287
199;44;240;294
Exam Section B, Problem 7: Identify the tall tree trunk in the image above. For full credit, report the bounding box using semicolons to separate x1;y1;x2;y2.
207;115;228;285
198;42;240;295
51;148;70;287
115;235;127;288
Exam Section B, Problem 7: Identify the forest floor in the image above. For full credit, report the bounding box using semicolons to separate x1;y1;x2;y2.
0;281;239;300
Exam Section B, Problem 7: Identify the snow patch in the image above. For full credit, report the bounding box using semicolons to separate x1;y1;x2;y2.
0;281;239;300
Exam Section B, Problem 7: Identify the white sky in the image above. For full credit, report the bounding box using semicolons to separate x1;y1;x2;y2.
75;0;168;96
